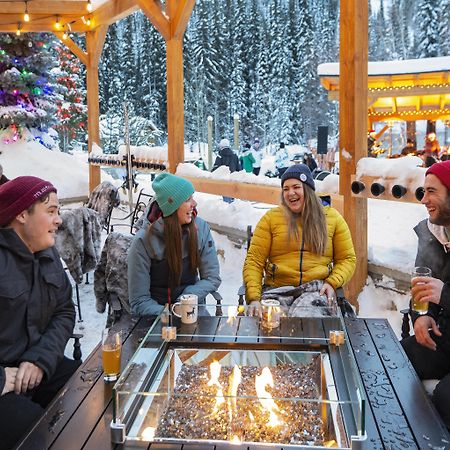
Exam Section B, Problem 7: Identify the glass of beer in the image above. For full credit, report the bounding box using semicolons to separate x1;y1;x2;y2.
101;329;122;382
411;267;432;315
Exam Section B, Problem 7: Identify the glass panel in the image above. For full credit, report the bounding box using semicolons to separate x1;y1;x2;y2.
113;303;366;448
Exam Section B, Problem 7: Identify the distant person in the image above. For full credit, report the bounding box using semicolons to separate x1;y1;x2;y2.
401;138;415;156
212;139;241;203
251;138;262;175
401;160;450;431
128;173;221;316
424;132;441;158
0;176;79;449
275;142;290;177
240;143;255;173
303;152;318;175
0;164;8;185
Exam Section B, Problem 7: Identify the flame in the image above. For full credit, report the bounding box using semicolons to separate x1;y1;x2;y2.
141;427;155;440
227;306;238;324
228;365;241;411
208;361;225;412
255;367;281;426
248;410;255;422
230;435;242;445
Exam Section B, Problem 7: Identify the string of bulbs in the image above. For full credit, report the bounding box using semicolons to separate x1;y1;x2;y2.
14;0;93;37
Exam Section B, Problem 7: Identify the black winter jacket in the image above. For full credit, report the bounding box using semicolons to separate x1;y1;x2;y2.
0;229;75;393
212;147;241;173
414;220;450;347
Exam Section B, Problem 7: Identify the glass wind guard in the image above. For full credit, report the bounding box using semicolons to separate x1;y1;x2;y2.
112;303;366;448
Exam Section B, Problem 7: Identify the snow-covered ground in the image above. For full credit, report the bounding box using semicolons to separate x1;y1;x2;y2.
0;139;427;357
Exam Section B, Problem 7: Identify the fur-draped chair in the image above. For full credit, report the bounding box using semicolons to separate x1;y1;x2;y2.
85;181;120;233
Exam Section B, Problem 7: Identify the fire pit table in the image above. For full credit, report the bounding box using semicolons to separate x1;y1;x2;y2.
111;304;367;449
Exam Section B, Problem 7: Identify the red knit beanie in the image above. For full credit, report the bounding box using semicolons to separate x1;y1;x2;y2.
426;161;450;190
0;176;57;227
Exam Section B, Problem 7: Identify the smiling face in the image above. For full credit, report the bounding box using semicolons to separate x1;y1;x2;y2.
422;174;450;227
282;179;305;214
176;195;197;225
12;192;62;253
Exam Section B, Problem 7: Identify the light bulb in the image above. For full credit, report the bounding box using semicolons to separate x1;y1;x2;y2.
16;23;21;36
24;2;30;22
87;0;93;12
55;17;61;30
62;31;68;40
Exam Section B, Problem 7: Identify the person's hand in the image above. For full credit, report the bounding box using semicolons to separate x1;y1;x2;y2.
319;282;336;305
411;276;444;306
247;301;262;317
413;315;442;351
14;362;44;394
1;367;18;396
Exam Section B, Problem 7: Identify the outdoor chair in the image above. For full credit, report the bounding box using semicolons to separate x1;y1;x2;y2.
110;188;153;235
85;181;120;233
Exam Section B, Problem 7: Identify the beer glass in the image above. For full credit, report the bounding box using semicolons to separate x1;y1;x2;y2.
101;329;122;382
411;267;432;315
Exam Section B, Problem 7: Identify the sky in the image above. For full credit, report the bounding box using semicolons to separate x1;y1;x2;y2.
0;138;426;355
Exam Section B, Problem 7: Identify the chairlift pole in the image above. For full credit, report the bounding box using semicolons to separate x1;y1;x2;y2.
207;116;213;170
123;103;134;216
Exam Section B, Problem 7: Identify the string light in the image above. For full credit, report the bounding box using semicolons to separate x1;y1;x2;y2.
55;16;61;30
16;22;21;36
86;16;91;26
62;30;68;40
86;0;93;12
369;83;450;94
24;1;30;22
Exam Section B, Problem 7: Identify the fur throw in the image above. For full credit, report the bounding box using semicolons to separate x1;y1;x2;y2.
86;181;120;228
55;207;102;283
261;280;333;317
94;232;132;319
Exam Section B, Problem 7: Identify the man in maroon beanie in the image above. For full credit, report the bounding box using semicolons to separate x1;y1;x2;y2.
402;160;450;431
0;176;79;449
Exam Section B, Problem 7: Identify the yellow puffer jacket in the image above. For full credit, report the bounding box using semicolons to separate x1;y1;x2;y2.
243;206;356;301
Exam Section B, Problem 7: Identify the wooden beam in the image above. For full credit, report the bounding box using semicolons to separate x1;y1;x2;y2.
339;0;368;307
166;38;185;173
0;2;89;15
92;0;139;28
171;0;195;39
184;177;344;215
86;26;108;192
53;32;88;66
136;0;170;41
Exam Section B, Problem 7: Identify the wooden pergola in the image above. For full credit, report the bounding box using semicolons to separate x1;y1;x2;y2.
0;0;368;304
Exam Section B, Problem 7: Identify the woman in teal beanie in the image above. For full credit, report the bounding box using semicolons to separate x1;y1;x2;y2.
127;173;221;316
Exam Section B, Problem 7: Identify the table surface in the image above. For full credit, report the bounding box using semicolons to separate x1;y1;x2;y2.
16;315;450;450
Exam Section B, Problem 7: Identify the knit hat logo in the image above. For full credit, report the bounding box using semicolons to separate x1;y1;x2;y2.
300;173;307;182
152;173;195;217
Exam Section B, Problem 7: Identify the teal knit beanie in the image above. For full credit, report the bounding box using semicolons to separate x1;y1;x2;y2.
152;173;195;217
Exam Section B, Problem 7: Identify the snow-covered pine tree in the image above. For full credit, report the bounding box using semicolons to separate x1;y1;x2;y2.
414;0;440;58
438;0;450;56
369;0;390;61
0;33;59;145
54;42;87;152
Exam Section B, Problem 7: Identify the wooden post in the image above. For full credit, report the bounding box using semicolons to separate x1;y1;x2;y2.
86;26;108;192
339;0;369;307
166;38;185;173
207;115;213;170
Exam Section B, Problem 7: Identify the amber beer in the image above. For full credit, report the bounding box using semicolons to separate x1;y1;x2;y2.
411;267;432;315
102;329;122;382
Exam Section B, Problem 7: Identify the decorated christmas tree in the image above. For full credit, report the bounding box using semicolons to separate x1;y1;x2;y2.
0;33;59;146
54;43;87;152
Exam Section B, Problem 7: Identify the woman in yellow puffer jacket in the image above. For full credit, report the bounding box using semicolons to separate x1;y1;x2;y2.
243;164;356;314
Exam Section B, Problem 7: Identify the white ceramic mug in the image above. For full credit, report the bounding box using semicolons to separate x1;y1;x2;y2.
171;294;198;324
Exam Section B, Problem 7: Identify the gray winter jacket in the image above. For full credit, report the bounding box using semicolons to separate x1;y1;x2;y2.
127;216;221;316
0;228;75;393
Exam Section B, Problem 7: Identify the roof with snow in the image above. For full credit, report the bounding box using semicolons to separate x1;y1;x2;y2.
318;56;450;121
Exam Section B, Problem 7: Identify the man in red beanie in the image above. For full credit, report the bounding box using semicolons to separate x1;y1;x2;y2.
402;160;450;430
0;176;79;449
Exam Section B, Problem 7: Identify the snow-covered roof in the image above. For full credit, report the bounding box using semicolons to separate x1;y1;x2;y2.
318;56;450;77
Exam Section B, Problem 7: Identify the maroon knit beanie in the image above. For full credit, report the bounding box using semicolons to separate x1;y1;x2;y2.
0;176;57;227
426;160;450;190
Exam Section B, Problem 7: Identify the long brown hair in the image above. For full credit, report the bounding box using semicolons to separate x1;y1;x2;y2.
147;213;200;288
281;184;328;255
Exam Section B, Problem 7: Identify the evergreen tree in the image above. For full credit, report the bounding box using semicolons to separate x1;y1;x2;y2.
0;33;59;143
54;43;87;152
438;0;450;55
415;0;440;58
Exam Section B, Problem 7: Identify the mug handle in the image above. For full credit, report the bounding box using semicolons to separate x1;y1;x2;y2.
171;302;182;318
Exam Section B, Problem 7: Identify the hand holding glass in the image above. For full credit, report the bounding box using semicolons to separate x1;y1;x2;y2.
411;267;432;315
102;329;122;382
